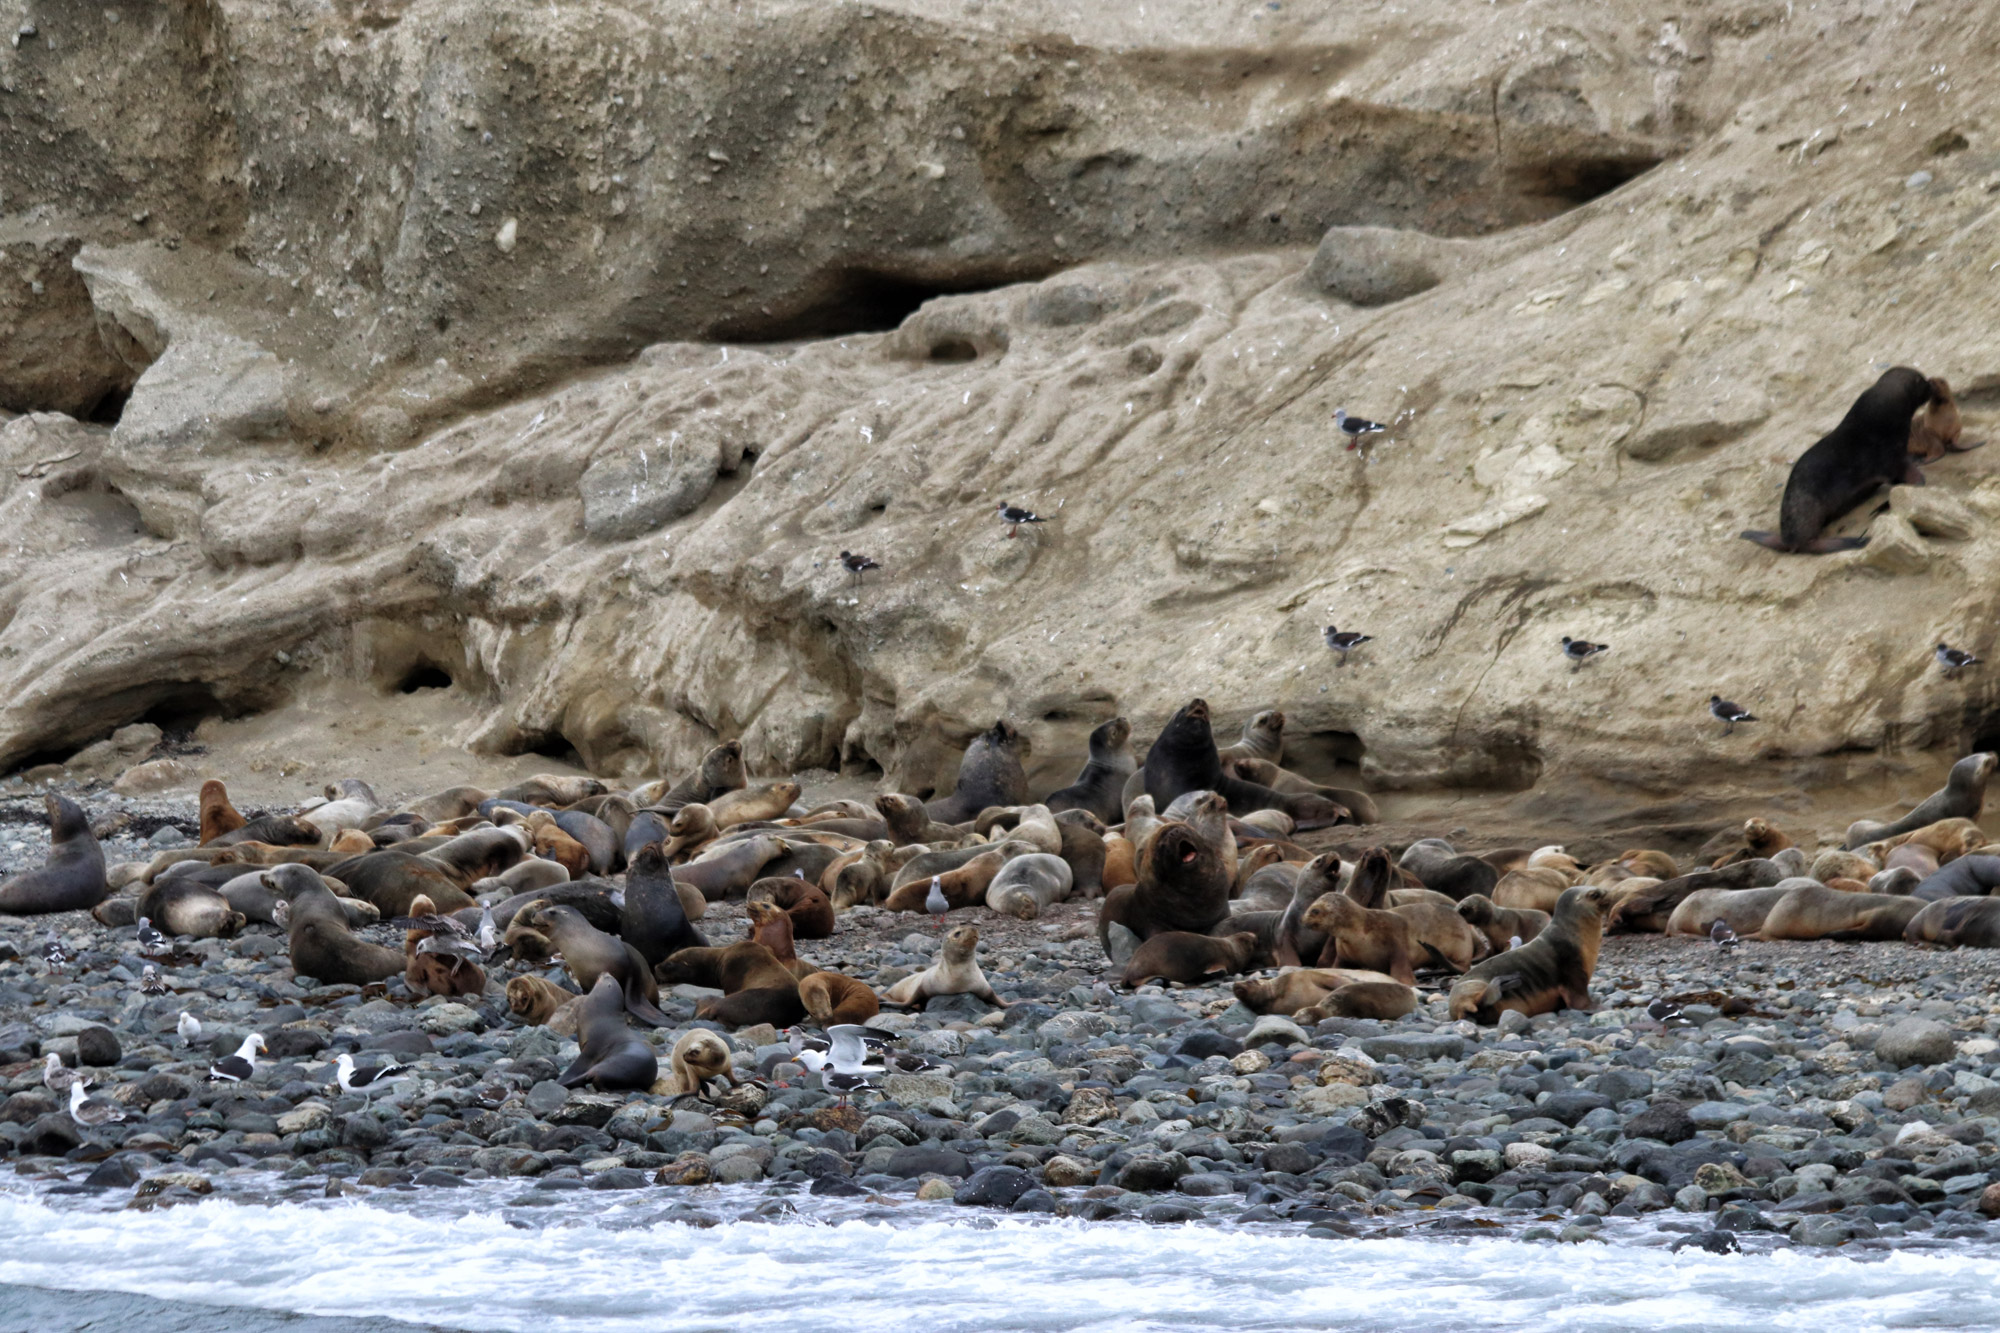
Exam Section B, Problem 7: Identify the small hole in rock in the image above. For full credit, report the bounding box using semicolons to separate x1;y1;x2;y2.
398;664;453;693
85;388;129;426
929;339;978;363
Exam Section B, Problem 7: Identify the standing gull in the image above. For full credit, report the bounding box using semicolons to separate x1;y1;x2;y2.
1937;643;1981;678
135;916;171;957
336;1052;411;1100
1323;626;1373;663
1709;696;1756;736
925;875;949;928
996;501;1045;538
1335;408;1386;449
177;1011;202;1047
839;551;880;588
40;1053;79;1096
68;1080;125;1130
1560;637;1609;670
208;1033;266;1084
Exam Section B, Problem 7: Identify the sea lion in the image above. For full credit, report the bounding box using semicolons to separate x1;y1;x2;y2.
623;809;673;866
1911;854;2000;902
1706;818;1795;868
1907;375;1975;462
1491;867;1579;914
300;779;384;833
208;814;329;849
1905;895;2000;947
1448;885;1612;1025
1097;819;1232;952
827;841;896;911
658;804;718;862
324;851;475;917
925;720;1032;825
882;925;1005;1007
883;848;1012;912
1121;930;1259;988
744;899;799;963
1141;698;1345;829
0;794;108;915
1297;981;1422;1022
621;842;709;967
1741;366;1939;552
1237;858;1301;912
558;975;659;1091
273;865;403;985
563;795;634;853
528;903;671;1026
495;774;607;807
876;793;963;847
135;878;243;939
1859;817;1989;869
505;919;555;965
507;975;574;1025
1217;709;1286;766
1230;966;1401;1016
1123;794;1161;856
1845;754;1997;849
1339;846;1399;909
327;829;376;855
642;740;747;811
1163;789;1238;885
709;781;803;831
1391;897;1486;970
1302;892;1419;984
1455;894;1549;953
1044;717;1136;824
985;853;1074;920
1810;848;1878;883
1273;853;1344;966
1757;883;1926;940
1223;756;1376;825
400;785;491;823
1101;832;1137;891
198;780;248;845
974;803;1062;854
654;940;799;993
1604;851;1806;934
799;971;881;1026
673;834;787;902
696;986;808;1028
524;814;591;876
747;875;837;938
1398;839;1500;903
662;1029;737;1095
1666;885;1796;938
1053;812;1109;899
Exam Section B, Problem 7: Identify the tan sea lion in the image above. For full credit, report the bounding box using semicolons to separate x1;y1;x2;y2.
985;853;1073;920
662;1029;737;1095
1101;833;1136;890
399;785;491;823
654;940;798;994
1491;866;1576;914
709;781;803;831
882;925;1004;1007
559;974;659;1090
1230;966;1401;1016
507;975;573;1025
1302;892;1418;984
1391;898;1485;970
528;903;670;1025
1120;931;1259;988
135;878;243;940
0;794;108;915
1907;375;1973;461
660;803;718;862
1811;848;1878;883
1709;818;1794;867
799;971;881;1026
1844;753;1997;849
1296;980;1421;1022
1449;885;1612;1025
875;792;964;846
495;774;607;807
672;834;787;902
1455;894;1549;953
884;848;1009;912
1755;884;1925;941
1666;886;1795;938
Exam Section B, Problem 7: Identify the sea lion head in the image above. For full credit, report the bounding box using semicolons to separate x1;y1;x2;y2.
1456;894;1496;926
1248;709;1284;742
1301;892;1359;935
259;863;326;900
1556;884;1614;925
1618;849;1677;879
1095;716;1133;751
526;902;578;934
745;900;786;930
325;779;379;805
943;924;979;961
1145;822;1224;890
1956;752;1998;788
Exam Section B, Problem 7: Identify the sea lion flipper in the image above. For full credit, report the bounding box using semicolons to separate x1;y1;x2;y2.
623;992;670;1028
556;1054;595;1087
1951;436;1987;453
1738;530;1792;551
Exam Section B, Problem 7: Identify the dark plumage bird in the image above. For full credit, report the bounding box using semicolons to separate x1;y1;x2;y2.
1323;626;1373;661
996;500;1045;537
1937;643;1981;677
839;550;880;587
1709;695;1756;735
1335;408;1386;449
208;1033;266;1084
336;1053;410;1099
824;1070;874;1106
139;965;169;996
135;916;171;956
41;933;66;971
1646;998;1685;1025
1710;920;1740;952
1561;636;1610;669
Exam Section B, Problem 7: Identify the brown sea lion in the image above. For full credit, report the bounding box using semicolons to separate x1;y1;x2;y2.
881;925;1004;1007
525;813;591;876
826;842;895;911
1905;895;2000;947
323;851;475;917
273;865;403;986
1741;366;1938;552
495;774;607;807
1605;853;1804;933
644;739;747;811
1861;817;1989;866
1121;931;1259;988
1230;966;1401;1016
1491;866;1578;915
1045;716;1137;824
883;848;1011;912
1448;885;1612;1025
135;878;243;940
1141;698;1346;829
1456;894;1549;953
1844;752;1996;849
748;875;837;937
1756;884;1925;941
400;785;492;823
709;781;803;831
1391;898;1485;971
1397;839;1499;903
662;1029;737;1095
659;803;718;862
799;971;882;1026
696;987;808;1028
505;918;555;965
1273;853;1343;966
1708;818;1794;867
528;903;671;1026
875;793;963;847
198;780;248;845
559;975;659;1091
654;940;798;994
1297;980;1422;1022
1302;892;1418;984
507;975;574;1025
926;720;1031;825
744;900;798;962
1101;832;1137;891
0;794;108;915
1097;819;1233;953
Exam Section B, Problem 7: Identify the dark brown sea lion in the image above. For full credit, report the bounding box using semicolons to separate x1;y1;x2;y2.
135;878;243;940
1096;820;1232;952
528;903;671;1026
696;987;809;1028
1398;839;1500;902
323;851;475;917
621;842;709;967
1053;810;1109;899
1044;716;1136;824
1741;366;1938;552
1844;753;1997;849
745;876;836;938
1120;931;1259;988
1140;698;1345;829
925;720;1031;825
654;940;798;993
560;975;660;1090
1449;885;1612;1025
650;740;747;811
0;794;107;915
273;865;402;986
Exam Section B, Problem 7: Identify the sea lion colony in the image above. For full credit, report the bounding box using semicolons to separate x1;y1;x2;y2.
3;683;2000;1243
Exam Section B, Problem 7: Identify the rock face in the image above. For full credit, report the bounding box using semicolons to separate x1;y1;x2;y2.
3;2;2000;814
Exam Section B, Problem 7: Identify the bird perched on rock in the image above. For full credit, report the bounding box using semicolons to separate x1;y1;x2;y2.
996;500;1045;537
139;965;169;996
839;550;880;587
177;1011;201;1047
1560;637;1609;670
925;875;949;928
41;933;65;971
1323;626;1372;662
135;916;170;956
1710;920;1740;952
1646;998;1686;1026
335;1052;410;1100
1335;408;1386;449
1937;643;1981;678
67;1080;124;1130
1709;695;1756;735
208;1033;265;1084
40;1053;79;1096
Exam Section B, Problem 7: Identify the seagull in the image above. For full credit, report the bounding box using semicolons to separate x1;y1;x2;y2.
839;551;880;587
996;500;1045;538
134;916;171;956
41;933;66;971
1506;935;1523;951
389;906;474;939
1334;408;1387;449
335;1052;411;1099
1709;695;1756;735
177;1011;202;1047
139;965;169;996
1646;998;1686;1026
878;1048;945;1075
1560;637;1610;670
1710;920;1740;952
1323;626;1373;662
824;1069;875;1107
208;1033;266;1084
925;875;949;928
786;1028;831;1062
1937;643;1981;677
68;1080;125;1130
476;906;501;957
40;1053;79;1096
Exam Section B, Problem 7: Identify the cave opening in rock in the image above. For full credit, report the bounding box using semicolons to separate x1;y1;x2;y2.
1285;729;1368;782
501;729;587;769
928;338;979;363
710;264;1053;342
84;387;130;426
1508;148;1664;209
397;664;454;693
137;682;229;745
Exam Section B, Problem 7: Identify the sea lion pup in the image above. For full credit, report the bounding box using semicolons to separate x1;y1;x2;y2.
1045;717;1137;824
1449;884;1612;1026
1230;966;1401;1016
1297;980;1422;1023
1906;895;2000;947
1491;866;1577;915
1456;894;1549;953
272;865;404;985
399;785;491;823
1706;818;1795;868
985;853;1074;920
1303;892;1421;984
523;812;591;876
638;739;747;811
925;720;1032;825
744;899;801;964
709;780;803;831
799;971;882;1026
1398;839;1499;903
883;925;1006;1008
1097;818;1233;954
505;917;556;965
1862;817;1989;867
620;843;709;967
507;975;574;1026
0;794;108;915
1273;853;1344;966
1741;366;1938;553
1217;709;1287;766
299;779;384;834
1121;931;1259;988
1845;753;1998;848
658;804;718;862
1603;850;1806;933
1810;848;1878;883
827;842;896;911
198;781;248;845
528;903;671;1026
1665;885;1797;938
399;893;486;998
747;875;837;938
1757;883;1925;941
1911;853;2000;902
672;833;787;902
135;878;244;940
1142;698;1346;829
1907;375;1976;461
661;1029;738;1096
557;975;659;1091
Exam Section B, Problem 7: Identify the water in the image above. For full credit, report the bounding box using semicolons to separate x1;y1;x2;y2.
2;1179;2000;1333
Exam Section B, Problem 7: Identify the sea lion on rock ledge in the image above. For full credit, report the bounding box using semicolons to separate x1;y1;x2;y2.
1141;698;1347;829
1843;752;1996;849
1740;366;1938;553
925;720;1031;825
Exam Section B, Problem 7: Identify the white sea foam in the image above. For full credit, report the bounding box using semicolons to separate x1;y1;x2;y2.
1;1186;1998;1333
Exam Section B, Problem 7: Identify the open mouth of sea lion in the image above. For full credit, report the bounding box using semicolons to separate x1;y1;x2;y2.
1180;846;1198;864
